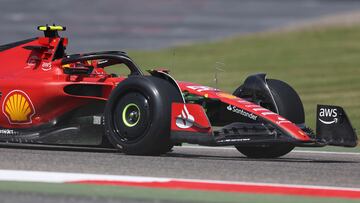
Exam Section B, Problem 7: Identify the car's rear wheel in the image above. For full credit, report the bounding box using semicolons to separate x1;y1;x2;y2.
105;76;182;155
233;79;304;158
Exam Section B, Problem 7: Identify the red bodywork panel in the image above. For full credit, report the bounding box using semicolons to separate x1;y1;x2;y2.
0;37;122;128
171;103;212;134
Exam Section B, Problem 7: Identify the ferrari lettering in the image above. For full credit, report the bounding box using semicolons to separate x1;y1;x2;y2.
227;105;258;121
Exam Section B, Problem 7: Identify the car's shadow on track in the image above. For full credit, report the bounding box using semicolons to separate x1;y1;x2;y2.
165;152;359;163
1;144;357;163
0;143;118;153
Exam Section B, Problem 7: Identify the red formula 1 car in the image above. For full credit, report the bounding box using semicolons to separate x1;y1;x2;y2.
0;25;357;158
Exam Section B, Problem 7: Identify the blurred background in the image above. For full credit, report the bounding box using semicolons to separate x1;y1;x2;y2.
1;0;360;51
1;0;359;135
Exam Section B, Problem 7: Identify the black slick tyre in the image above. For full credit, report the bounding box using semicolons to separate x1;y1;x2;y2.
104;76;182;155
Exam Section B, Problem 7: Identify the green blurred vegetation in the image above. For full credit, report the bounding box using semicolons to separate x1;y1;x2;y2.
0;181;358;203
126;26;360;133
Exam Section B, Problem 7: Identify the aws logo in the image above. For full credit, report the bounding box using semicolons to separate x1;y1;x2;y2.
2;90;35;124
318;108;338;125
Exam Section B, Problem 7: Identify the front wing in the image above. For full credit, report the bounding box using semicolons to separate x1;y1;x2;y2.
170;102;358;147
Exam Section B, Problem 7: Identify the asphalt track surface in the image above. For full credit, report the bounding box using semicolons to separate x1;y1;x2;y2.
0;146;359;188
2;0;360;51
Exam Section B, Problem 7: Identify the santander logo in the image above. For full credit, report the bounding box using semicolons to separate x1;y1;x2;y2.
176;105;195;129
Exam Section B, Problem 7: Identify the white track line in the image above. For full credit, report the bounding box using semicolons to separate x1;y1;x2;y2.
178;145;360;155
0;169;170;183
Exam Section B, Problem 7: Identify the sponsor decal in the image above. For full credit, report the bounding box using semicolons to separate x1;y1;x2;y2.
252;107;268;111
2;90;35;124
261;112;277;116
41;62;52;71
216;92;238;99
93;116;102;125
318;108;338;125
176;105;195;129
229;103;293;125
227;105;258;121
217;138;250;143
0;129;20;136
275;116;291;124
187;85;218;92
25;55;40;69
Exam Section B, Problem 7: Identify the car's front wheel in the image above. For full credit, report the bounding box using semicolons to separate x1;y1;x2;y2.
233;79;304;158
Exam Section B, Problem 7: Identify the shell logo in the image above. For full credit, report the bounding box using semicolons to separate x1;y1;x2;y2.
2;90;35;124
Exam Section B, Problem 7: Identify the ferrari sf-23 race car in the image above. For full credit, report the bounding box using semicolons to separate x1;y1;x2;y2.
0;25;357;158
